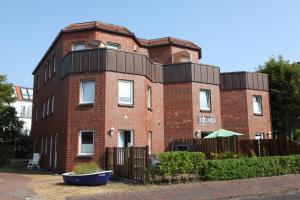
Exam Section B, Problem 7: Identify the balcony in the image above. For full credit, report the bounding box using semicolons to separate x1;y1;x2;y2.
60;48;220;85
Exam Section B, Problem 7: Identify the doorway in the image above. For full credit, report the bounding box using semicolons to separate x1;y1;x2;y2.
118;130;134;147
49;133;58;168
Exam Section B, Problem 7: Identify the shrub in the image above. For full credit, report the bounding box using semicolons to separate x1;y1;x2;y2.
211;151;244;159
73;162;101;175
203;155;300;181
147;152;206;182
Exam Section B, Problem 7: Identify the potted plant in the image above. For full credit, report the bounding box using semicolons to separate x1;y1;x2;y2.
62;162;113;186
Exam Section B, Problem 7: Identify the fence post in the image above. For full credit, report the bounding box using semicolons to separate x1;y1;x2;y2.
130;146;134;180
145;145;149;168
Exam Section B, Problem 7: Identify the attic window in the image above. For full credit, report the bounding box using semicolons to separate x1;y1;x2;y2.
107;42;120;50
72;42;86;51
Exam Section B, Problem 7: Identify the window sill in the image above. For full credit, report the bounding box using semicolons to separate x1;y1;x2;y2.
78;103;94;107
76;155;93;158
254;113;263;116
200;109;212;113
118;103;134;108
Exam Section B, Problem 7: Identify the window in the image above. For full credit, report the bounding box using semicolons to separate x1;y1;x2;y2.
47;98;50;116
20;105;26;117
51;94;55;114
72;42;86;51
28;89;33;100
53;55;56;73
253;95;262;115
118;130;134;148
21;88;30;100
147;86;152;110
36;76;40;91
45;136;48;154
118;80;133;105
107;42;120;50
44;66;47;83
80;81;95;104
200;90;211;111
35;108;38;121
148;131;152;155
48;62;51;78
255;133;264;140
42;101;46;118
79;131;94;155
41;137;44;154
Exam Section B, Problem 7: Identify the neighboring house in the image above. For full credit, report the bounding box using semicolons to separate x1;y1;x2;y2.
12;86;33;136
31;21;271;172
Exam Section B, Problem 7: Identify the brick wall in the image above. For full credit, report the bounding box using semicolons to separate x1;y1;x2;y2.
220;89;272;139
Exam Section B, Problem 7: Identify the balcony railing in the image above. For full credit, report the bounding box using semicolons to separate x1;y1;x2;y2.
60;48;220;85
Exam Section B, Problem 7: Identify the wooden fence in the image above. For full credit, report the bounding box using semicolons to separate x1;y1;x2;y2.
106;146;149;182
172;137;300;157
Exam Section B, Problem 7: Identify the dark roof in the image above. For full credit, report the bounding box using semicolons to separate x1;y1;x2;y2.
33;21;201;74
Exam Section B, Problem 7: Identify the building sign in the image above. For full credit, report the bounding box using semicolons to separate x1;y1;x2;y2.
197;116;216;125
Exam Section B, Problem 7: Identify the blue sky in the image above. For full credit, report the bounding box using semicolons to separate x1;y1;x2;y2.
0;0;299;87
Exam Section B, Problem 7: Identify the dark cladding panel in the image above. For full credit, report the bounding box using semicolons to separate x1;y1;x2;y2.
81;51;89;72
194;64;201;82
224;74;233;89
220;74;225;90
186;64;192;82
263;75;269;91
232;73;241;89
252;73;259;90
169;65;178;82
98;49;106;71
142;56;147;76
116;51;126;73
177;64;187;82
207;66;214;84
134;54;143;75
246;73;254;89
146;59;151;79
89;50;98;71
257;73;264;90
163;66;170;83
239;73;247;88
201;65;208;83
213;68;220;84
125;53;134;74
155;65;163;83
151;64;156;81
106;50;117;71
72;52;81;73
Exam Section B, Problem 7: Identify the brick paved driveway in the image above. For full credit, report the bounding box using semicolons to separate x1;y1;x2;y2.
68;174;300;200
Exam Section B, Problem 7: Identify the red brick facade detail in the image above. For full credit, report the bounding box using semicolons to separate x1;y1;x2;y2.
31;21;272;172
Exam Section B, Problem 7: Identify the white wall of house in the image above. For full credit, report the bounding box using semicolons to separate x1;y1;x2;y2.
11;100;32;135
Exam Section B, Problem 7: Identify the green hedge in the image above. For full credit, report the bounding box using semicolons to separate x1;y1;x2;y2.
204;155;300;181
147;152;300;183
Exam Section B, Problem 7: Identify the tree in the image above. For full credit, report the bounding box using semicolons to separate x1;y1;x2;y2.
258;56;300;138
0;75;24;144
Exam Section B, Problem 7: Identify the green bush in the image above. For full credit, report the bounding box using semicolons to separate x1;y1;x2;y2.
147;152;300;183
210;151;244;159
203;155;300;181
147;152;206;181
73;162;101;175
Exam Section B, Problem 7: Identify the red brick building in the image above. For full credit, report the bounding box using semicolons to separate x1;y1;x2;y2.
31;21;271;172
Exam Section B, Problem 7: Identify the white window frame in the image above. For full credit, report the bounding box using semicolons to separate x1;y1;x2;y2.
48;62;51;78
72;42;86;51
148;131;152;155
107;42;120;50
118;80;133;105
53;55;56;73
78;131;94;156
47;98;50;116
80;81;95;104
45;136;48;154
255;133;264;140
51;94;55;114
42;101;46;118
253;95;263;115
147;86;152;110
199;89;211;111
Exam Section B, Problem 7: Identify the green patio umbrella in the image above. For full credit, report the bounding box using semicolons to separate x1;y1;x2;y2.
204;129;243;138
